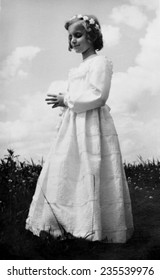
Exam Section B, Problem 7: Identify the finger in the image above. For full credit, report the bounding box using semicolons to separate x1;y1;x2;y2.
46;99;58;103
47;102;56;105
52;104;58;108
47;94;57;97
45;98;57;101
45;100;58;104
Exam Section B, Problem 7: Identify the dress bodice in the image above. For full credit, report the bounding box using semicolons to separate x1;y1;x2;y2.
64;55;113;114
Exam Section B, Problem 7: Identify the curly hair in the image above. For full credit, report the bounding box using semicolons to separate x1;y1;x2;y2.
64;14;103;52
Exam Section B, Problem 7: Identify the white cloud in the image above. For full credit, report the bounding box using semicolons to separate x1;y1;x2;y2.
110;3;160;109
10;120;29;140
17;69;28;79
0;104;6;112
0;80;68;161
47;80;68;95
101;25;121;47
110;5;148;29
108;5;160;162
0;97;55;160
135;11;160;91
129;0;159;10
0;46;41;81
114;113;160;162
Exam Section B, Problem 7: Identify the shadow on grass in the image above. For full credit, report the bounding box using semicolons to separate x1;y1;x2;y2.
1;222;160;260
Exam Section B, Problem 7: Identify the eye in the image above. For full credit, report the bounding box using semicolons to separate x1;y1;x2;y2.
75;32;82;38
68;31;83;41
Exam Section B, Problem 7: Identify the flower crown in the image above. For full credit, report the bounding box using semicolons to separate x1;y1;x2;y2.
69;14;100;30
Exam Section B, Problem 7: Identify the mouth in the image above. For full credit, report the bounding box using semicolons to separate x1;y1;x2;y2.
73;45;80;48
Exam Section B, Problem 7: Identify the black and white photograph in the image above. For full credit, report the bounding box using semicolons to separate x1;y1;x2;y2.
0;0;160;270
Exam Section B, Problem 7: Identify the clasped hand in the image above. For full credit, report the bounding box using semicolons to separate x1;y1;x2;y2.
45;93;65;108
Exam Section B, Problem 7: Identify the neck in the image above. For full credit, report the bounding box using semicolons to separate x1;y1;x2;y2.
82;47;96;61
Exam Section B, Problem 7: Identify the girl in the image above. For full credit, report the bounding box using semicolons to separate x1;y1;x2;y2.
26;14;133;242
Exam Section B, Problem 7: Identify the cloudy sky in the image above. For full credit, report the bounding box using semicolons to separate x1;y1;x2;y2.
0;0;159;163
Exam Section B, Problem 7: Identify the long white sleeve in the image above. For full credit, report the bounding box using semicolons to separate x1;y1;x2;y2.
64;56;113;114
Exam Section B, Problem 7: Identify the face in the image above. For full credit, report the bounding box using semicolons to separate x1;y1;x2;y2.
68;21;93;54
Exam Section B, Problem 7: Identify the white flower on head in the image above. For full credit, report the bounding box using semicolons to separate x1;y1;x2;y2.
89;18;95;24
77;14;83;19
83;16;89;21
95;24;99;30
70;15;77;20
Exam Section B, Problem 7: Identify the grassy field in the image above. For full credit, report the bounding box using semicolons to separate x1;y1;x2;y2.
0;149;160;260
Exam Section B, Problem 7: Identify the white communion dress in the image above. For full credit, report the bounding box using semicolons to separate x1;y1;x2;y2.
26;55;133;242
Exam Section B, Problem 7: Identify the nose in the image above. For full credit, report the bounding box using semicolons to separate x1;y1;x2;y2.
71;37;77;45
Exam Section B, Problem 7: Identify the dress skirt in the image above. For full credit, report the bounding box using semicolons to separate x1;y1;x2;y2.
26;105;133;242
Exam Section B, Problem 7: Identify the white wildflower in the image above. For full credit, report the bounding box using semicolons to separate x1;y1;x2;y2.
89;18;95;24
83;16;89;21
